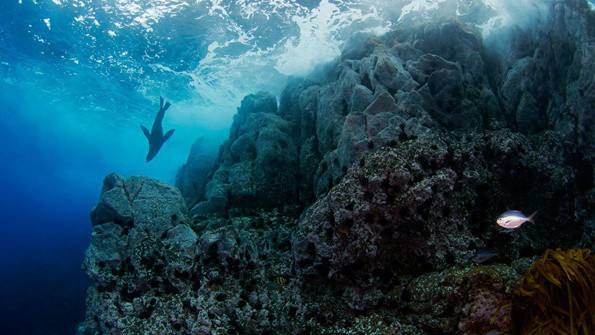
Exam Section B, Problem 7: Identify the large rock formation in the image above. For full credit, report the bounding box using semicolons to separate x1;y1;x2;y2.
79;1;594;334
176;137;217;206
192;92;300;216
293;131;580;284
80;174;195;334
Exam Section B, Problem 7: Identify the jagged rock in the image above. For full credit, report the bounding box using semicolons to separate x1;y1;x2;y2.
294;136;476;283
90;174;133;225
90;173;187;231
408;53;485;129
500;0;595;155
175;137;217;206
350;84;374;114
414;22;484;79
315;84;348;155
193;92;299;215
80;175;195;334
515;92;542;132
294;130;584;284
196;14;513;209
83;222;127;285
500;57;535;119
372;52;418;94
80;207;307;335
405;264;519;334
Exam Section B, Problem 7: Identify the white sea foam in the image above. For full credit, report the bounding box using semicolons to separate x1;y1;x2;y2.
399;0;447;21
480;0;551;36
29;0;551;133
43;18;51;30
275;0;390;76
125;0;391;124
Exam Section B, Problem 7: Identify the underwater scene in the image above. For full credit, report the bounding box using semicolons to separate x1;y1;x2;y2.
1;0;594;334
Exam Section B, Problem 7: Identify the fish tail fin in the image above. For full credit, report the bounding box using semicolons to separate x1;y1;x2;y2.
528;211;538;223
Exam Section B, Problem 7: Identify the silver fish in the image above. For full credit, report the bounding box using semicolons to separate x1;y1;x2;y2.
472;248;498;264
497;210;537;229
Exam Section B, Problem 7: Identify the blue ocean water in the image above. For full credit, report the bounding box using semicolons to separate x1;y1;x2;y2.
1;0;593;334
0;83;94;334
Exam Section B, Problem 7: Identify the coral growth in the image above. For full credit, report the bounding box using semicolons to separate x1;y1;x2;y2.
458;288;511;335
512;249;595;335
405;264;519;334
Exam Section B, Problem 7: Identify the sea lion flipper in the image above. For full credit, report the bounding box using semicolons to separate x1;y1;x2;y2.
163;129;175;142
140;125;151;139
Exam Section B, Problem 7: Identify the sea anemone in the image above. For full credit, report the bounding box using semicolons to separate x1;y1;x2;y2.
512;249;595;335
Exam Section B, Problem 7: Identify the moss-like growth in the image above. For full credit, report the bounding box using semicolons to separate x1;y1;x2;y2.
512;249;595;335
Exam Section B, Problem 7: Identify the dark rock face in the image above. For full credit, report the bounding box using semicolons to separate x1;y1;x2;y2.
294;136;474;283
80;2;595;334
189;22;503;213
185;3;593;216
80;175;306;335
293;131;582;286
175;137;217;206
501;0;595;152
192;92;300;216
80;174;194;334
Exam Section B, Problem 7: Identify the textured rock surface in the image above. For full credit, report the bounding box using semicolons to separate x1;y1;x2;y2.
293;131;583;287
192;92;300;216
176;137;217;206
80;2;595;334
183;3;593;218
80;175;307;334
80;174;193;333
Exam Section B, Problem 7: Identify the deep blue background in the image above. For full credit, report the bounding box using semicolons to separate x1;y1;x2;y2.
0;83;96;334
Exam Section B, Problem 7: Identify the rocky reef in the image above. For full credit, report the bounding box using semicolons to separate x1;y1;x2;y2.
79;1;594;334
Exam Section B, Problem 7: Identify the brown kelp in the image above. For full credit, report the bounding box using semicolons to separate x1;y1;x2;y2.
512;249;595;335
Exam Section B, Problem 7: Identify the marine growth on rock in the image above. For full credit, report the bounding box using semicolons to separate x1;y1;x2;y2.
78;1;595;334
